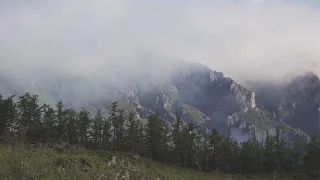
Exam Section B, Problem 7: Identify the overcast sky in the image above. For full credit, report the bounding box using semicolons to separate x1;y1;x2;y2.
0;0;319;82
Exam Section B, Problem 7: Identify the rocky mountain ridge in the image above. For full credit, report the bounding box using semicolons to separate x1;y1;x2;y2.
0;60;314;142
245;71;319;136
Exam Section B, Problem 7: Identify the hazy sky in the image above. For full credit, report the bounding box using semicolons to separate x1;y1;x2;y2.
0;0;319;82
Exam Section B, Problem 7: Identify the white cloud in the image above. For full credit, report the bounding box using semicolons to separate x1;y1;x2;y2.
0;0;319;82
250;0;265;3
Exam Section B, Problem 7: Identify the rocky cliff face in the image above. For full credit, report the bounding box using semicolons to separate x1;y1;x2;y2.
0;60;311;142
246;71;319;136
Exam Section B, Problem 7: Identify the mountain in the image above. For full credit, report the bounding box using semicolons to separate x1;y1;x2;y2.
0;60;311;142
245;71;320;136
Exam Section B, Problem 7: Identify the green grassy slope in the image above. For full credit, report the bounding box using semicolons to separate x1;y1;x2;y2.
0;144;308;180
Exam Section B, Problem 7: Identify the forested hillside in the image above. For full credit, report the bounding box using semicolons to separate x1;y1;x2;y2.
0;93;320;179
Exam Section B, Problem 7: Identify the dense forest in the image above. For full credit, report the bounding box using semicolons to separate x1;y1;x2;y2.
0;93;320;179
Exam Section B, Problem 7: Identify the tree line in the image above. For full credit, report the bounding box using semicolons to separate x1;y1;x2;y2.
0;93;320;178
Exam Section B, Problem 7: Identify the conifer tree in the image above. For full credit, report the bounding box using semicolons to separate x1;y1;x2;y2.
116;108;126;151
161;121;171;164
145;111;166;161
249;127;262;172
102;115;112;150
198;128;210;171
42;103;55;141
0;95;16;136
65;109;78;144
78;108;91;145
125;110;141;153
108;101;119;151
0;95;6;136
172;112;183;166
209;128;223;171
194;128;205;171
304;135;320;178
219;124;238;173
274;128;285;174
263;130;275;172
239;129;262;174
17;93;42;141
182;123;198;168
289;135;304;172
91;109;104;148
55;100;67;142
138;121;145;156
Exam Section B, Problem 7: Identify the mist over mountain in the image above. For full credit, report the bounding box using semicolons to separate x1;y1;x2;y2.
1;0;320;143
0;58;314;143
1;0;320;82
245;71;320;136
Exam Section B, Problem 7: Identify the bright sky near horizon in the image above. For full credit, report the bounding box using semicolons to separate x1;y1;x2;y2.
0;0;319;82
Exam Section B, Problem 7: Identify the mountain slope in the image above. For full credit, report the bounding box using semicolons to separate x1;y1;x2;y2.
0;60;310;141
246;71;320;136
